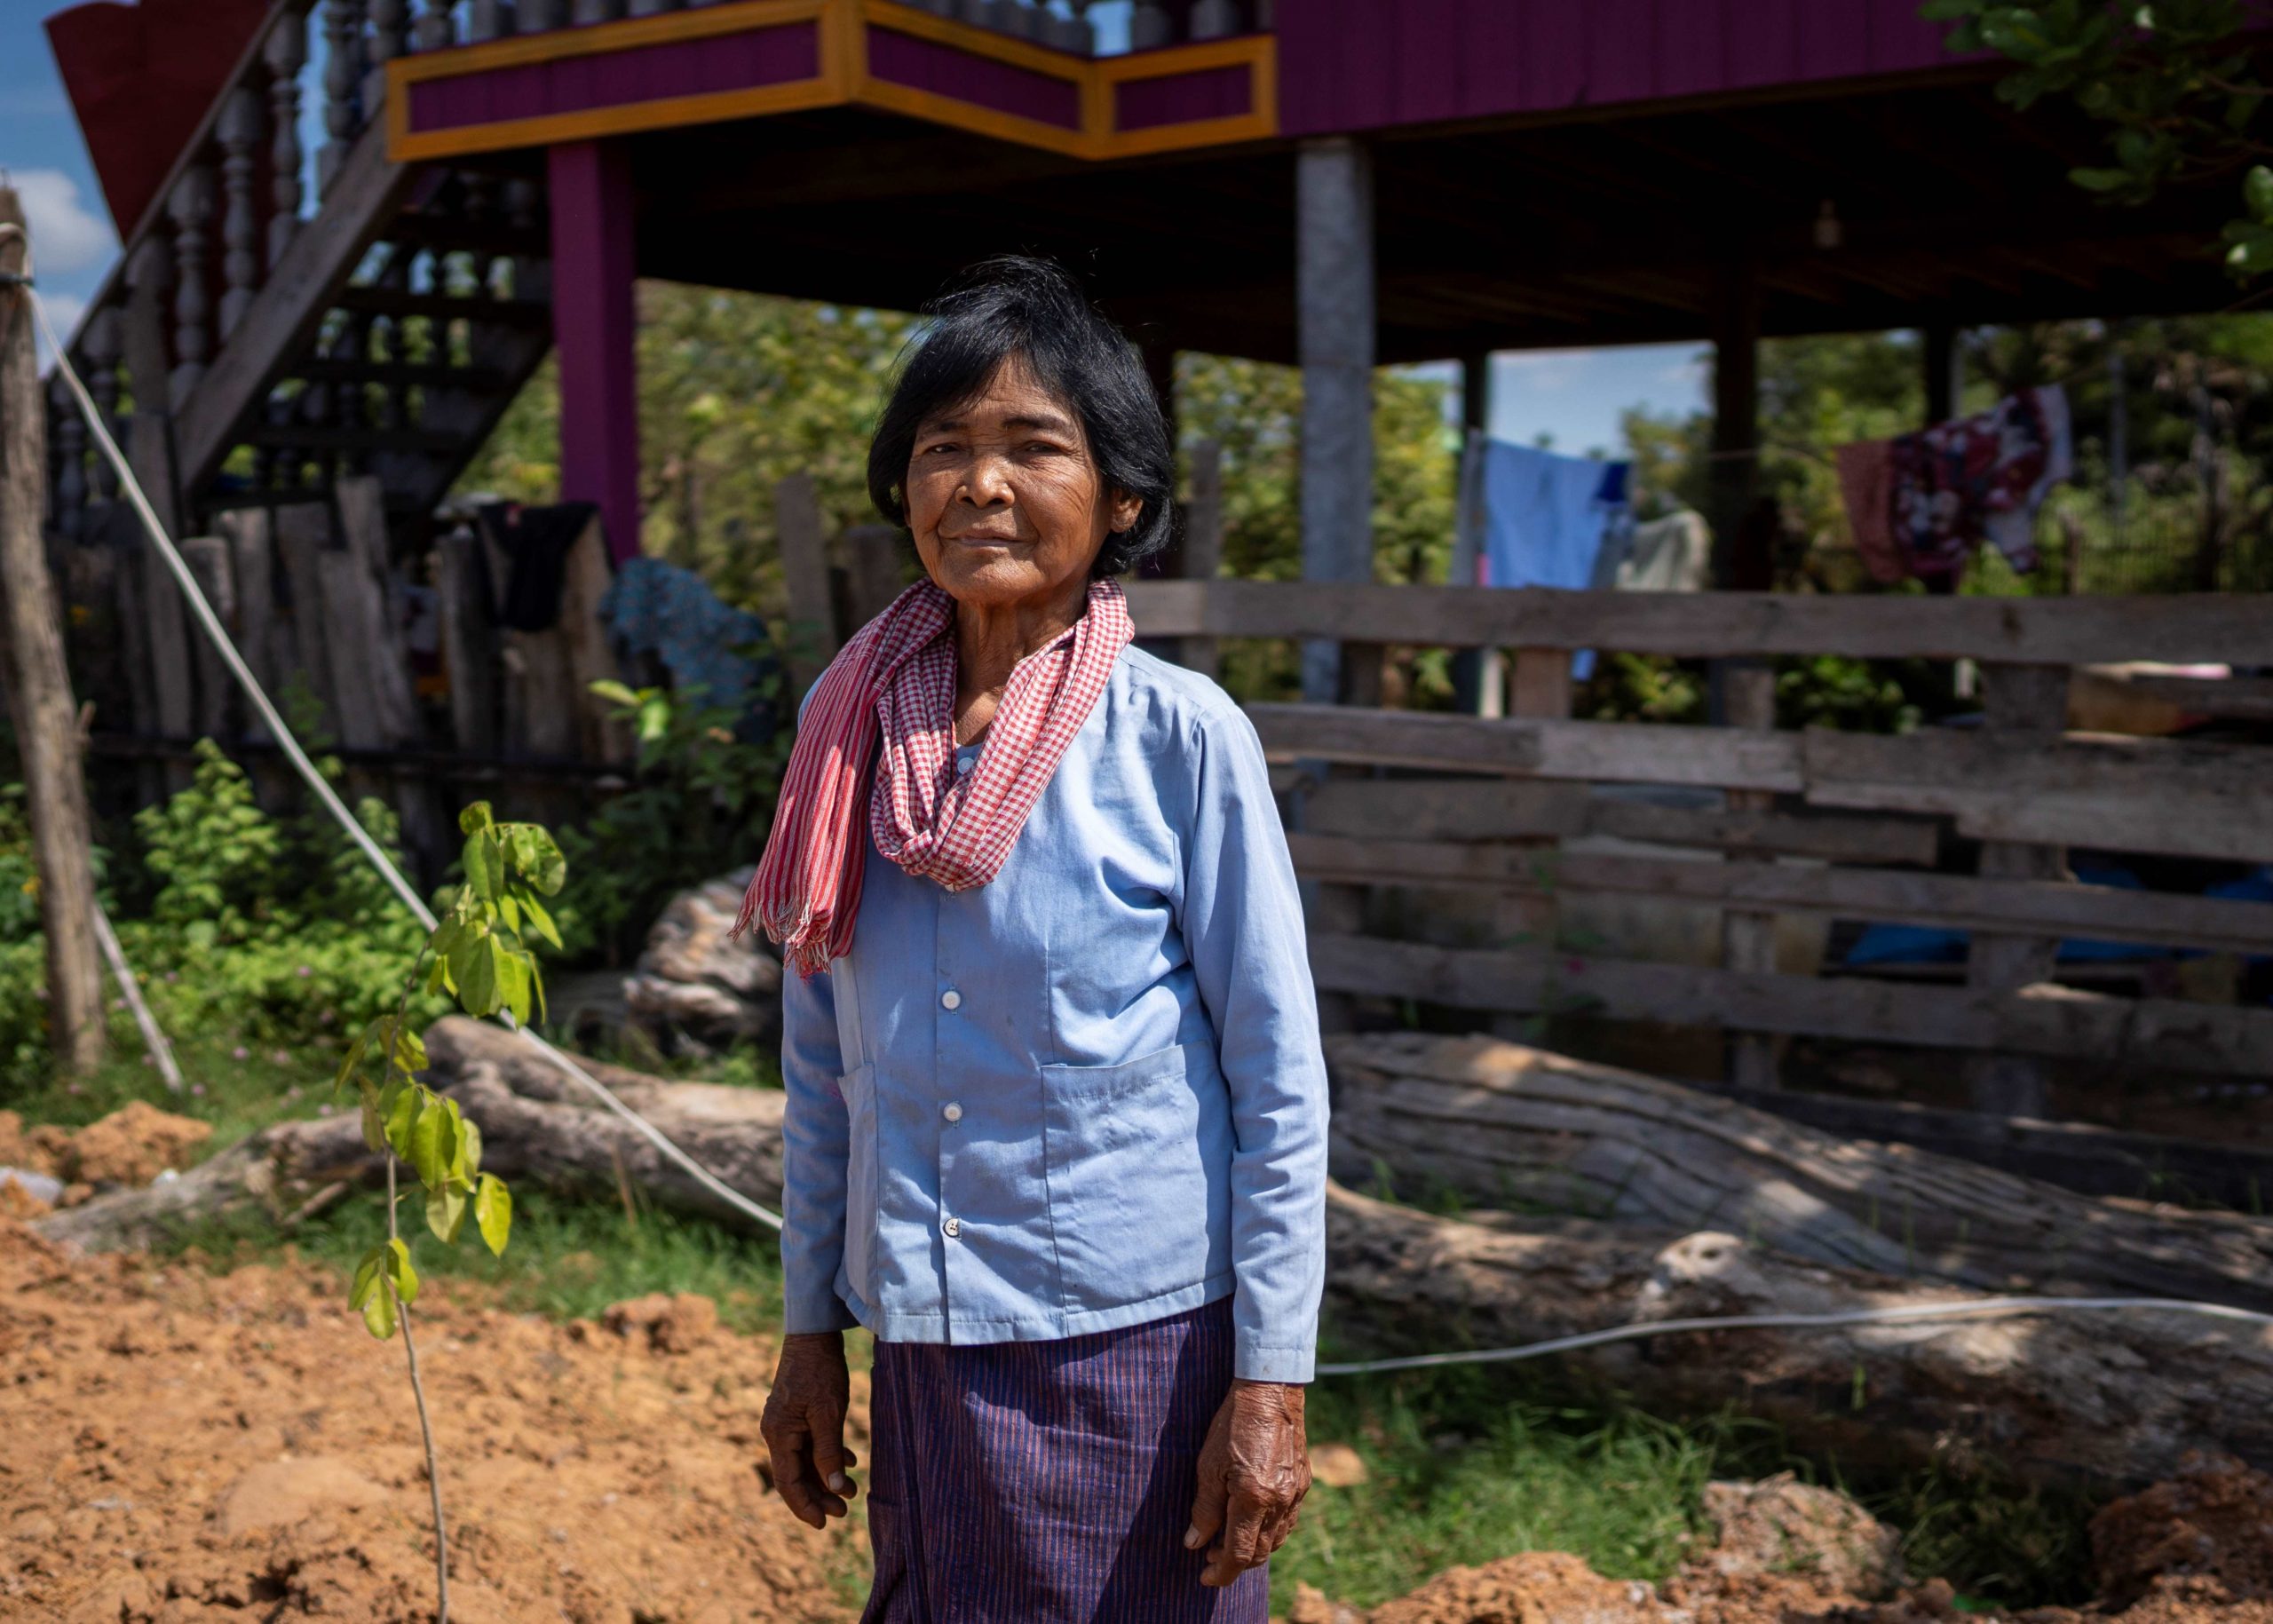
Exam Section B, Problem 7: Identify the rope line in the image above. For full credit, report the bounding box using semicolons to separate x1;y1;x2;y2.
8;234;782;1232
1314;1293;2273;1377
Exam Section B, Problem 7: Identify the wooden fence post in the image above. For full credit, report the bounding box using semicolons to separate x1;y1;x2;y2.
1721;659;1781;1089
1180;440;1223;681
774;472;835;695
1966;663;2071;1117
0;188;107;1072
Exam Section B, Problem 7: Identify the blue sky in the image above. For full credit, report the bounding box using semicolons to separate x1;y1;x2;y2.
0;0;1707;447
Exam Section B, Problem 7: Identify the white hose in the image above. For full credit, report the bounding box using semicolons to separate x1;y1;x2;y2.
10;235;782;1231
1314;1293;2273;1376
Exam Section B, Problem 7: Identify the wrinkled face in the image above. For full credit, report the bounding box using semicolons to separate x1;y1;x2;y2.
905;358;1142;613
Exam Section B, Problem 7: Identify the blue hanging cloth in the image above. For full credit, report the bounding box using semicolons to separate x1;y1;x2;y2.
1477;440;1633;680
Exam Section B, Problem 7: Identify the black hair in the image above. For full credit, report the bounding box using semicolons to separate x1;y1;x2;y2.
867;256;1176;576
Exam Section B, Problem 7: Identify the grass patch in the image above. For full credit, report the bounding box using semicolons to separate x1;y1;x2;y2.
3;1034;329;1151
1273;1365;1731;1614
165;1183;788;1335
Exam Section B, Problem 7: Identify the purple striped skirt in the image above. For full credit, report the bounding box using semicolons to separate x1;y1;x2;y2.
861;1298;1270;1624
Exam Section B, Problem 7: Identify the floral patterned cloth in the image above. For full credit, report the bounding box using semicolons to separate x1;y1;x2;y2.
1841;384;2072;584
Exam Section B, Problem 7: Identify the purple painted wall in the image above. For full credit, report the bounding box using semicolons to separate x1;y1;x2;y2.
1277;0;1966;137
867;28;1082;130
1114;63;1251;132
408;22;819;132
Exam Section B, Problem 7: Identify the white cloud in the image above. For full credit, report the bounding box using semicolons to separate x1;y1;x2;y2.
1493;349;1591;395
11;168;115;276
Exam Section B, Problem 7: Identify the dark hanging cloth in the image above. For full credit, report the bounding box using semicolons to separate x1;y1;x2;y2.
476;501;598;631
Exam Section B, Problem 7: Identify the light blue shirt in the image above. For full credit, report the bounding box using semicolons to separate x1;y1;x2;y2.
778;647;1329;1382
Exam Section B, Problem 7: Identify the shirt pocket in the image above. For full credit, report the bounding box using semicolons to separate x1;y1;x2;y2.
1039;1042;1232;1312
839;1061;879;1295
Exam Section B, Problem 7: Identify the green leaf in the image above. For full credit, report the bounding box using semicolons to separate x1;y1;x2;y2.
430;911;467;959
443;1096;472;1187
384;1236;419;1306
505;826;567;896
424;954;451;997
333;1022;379;1096
458;802;496;836
462;829;504;905
1917;0;1978;18
360;1081;388;1154
427;1184;468;1245
361;1284;397;1340
497;890;521;934
388;1023;428;1078
460;1116;484;1180
638;698;671;743
349;1244;387;1311
474;1173;512;1256
589;679;642;709
514;885;563;950
378;1077;419;1158
408;1093;460;1191
2068;165;2134;191
493;938;533;1026
451;930;500;1017
2246;165;2273;223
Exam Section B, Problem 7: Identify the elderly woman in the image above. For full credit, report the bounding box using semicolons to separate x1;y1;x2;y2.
741;257;1328;1621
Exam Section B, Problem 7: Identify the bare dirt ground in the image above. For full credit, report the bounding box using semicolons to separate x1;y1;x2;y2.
0;1221;864;1623
11;1106;2273;1624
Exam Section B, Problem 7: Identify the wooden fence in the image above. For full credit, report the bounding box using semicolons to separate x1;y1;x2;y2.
1123;579;2273;1183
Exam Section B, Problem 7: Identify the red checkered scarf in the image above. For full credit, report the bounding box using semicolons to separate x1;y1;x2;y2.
735;576;1132;977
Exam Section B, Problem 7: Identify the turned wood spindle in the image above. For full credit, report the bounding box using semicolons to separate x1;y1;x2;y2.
167;166;217;409
264;14;307;269
217;87;264;338
319;0;368;194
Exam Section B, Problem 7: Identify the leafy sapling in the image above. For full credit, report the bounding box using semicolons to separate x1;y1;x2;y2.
331;801;566;1622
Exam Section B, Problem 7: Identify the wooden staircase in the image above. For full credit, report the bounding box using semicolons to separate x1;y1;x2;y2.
44;2;555;553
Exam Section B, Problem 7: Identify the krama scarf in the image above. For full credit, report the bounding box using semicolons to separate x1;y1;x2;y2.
733;577;1132;976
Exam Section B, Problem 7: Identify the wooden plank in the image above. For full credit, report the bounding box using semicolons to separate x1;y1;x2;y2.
313;548;392;750
1704;1082;2273;1212
1297;777;1943;866
2099;671;2273;722
125;415;194;784
1251;702;1806;791
1122;578;2273;668
333;476;420;747
843;522;905;630
558;511;630;764
1255;705;2273;864
1803;726;2273;864
774;471;836;695
271;502;341;736
1285;836;2273;955
217;510;275;740
1306;932;2273;1076
1966;664;2070;1116
177;537;236;741
433;524;497;757
503;629;578;757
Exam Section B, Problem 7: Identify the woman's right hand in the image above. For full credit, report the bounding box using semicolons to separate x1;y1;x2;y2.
761;1330;857;1528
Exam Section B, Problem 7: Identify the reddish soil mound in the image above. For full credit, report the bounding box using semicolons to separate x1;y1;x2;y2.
0;1101;211;1201
0;1222;861;1622
2090;1455;2273;1607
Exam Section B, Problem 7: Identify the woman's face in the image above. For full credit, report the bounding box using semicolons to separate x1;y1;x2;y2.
905;359;1142;614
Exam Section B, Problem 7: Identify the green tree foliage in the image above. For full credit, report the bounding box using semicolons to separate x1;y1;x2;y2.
460;287;919;614
1921;0;2273;275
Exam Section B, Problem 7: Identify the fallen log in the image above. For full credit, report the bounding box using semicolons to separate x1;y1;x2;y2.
1324;1182;2273;1490
1328;1030;2273;1313
36;1023;2273;1483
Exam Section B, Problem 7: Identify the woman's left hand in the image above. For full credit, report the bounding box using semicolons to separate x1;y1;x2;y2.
1184;1379;1311;1587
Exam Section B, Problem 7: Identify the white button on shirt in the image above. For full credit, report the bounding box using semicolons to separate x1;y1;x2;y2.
954;753;975;776
940;989;962;1011
942;1102;963;1123
942;1217;962;1239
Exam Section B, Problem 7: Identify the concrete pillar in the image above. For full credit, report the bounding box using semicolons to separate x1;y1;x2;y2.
1296;136;1374;703
549;139;642;563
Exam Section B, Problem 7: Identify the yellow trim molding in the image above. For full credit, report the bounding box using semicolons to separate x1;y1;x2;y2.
386;0;1278;163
